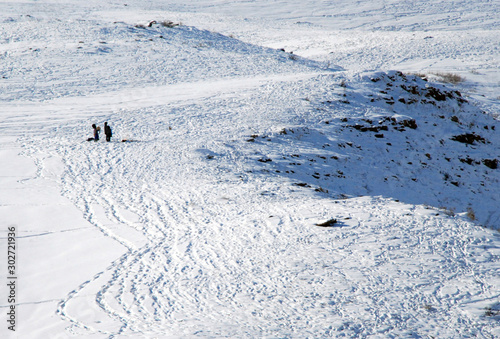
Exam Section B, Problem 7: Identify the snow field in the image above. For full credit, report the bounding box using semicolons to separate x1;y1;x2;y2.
1;0;499;338
17;70;499;336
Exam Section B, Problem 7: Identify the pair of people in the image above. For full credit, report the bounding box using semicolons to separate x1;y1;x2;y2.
89;122;112;142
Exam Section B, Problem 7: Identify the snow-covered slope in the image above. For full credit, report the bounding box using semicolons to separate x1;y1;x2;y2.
1;1;499;338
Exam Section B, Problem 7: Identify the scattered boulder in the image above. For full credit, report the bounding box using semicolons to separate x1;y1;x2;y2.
425;87;448;101
450;133;486;145
401;119;418;129
482;159;498;169
315;218;338;227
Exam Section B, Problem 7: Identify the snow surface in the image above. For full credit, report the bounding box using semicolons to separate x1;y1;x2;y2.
1;0;499;338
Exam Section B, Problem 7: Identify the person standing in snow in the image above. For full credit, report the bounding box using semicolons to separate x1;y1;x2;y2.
87;123;100;142
104;122;112;142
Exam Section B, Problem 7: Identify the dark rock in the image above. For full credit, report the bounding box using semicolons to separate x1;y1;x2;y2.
451;133;486;145
483;159;498;169
401;119;418;129
315;218;338;227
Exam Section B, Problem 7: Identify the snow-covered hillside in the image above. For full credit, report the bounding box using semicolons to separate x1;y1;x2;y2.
1;1;499;338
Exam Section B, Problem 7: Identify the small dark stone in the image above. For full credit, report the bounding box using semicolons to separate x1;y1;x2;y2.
451;133;486;145
483;159;498;169
315;218;338;227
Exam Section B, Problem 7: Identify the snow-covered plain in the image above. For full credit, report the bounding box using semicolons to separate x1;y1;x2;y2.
1;0;499;337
